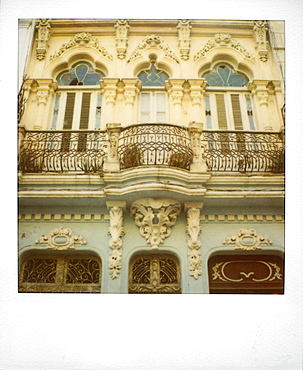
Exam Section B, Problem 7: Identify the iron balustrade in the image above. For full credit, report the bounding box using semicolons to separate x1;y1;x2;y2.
117;124;194;170
201;130;284;173
19;130;108;173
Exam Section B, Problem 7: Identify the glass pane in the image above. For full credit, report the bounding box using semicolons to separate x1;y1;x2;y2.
203;63;249;87
57;62;104;86
156;93;166;112
138;63;169;86
156;112;166;122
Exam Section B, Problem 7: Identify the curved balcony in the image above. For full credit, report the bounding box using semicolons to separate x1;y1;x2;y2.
117;124;193;170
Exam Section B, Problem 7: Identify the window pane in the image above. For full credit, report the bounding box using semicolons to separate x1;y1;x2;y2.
156;93;166;112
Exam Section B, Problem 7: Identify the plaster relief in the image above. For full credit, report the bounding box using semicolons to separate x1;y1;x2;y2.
223;227;272;251
35;227;87;250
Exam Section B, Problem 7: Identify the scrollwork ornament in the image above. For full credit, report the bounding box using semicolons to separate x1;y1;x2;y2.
186;207;202;279
36;19;51;60
35;227;87;250
223;227;272;251
253;20;269;62
130;198;181;249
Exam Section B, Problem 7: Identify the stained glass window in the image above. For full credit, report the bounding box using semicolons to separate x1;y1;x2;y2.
138;63;169;87
203;63;249;87
57;62;104;86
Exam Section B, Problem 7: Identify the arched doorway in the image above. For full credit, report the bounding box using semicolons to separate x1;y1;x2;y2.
129;253;181;294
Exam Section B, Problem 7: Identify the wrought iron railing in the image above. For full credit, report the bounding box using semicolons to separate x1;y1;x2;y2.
117;124;193;170
19;130;108;173
201;130;284;173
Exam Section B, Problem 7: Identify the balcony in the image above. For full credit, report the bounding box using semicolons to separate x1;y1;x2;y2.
18;125;284;174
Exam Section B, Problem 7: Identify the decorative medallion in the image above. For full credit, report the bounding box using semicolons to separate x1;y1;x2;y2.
35;227;87;250
127;35;179;64
194;33;254;61
107;203;126;279
50;33;113;61
223;227;272;251
130;198;181;249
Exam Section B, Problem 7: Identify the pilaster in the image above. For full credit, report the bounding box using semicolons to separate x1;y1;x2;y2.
188;121;207;172
188;79;208;123
250;80;273;131
101;78;119;124
122;78;141;125
166;79;185;124
104;123;122;172
33;79;57;129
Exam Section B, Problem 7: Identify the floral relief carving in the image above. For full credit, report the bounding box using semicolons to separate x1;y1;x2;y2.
107;205;125;279
130;198;181;249
186;208;202;279
127;35;179;64
253;21;269;62
177;20;192;60
115;20;129;59
194;33;254;61
36;90;49;105
36;19;51;60
35;227;87;250
223;227;272;251
49;33;113;61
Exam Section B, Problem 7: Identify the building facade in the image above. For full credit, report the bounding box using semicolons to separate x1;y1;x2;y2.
18;19;285;294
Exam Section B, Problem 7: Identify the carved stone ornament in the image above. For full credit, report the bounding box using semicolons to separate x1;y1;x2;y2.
115;20;129;59
50;33;113;61
194;33;254;61
35;227;87;250
36;19;51;60
130;198;181;249
107;205;126;279
36;90;49;105
177;20;192;60
187;208;202;279
223;227;272;251
253;21;269;62
127;35;179;64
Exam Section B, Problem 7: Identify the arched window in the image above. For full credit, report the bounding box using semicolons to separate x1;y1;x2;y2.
208;252;284;294
52;62;105;131
19;251;102;293
129;253;181;293
137;62;170;123
202;63;255;130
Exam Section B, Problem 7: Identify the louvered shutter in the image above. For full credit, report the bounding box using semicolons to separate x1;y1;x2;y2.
231;94;243;130
79;93;91;129
63;93;76;129
215;94;228;130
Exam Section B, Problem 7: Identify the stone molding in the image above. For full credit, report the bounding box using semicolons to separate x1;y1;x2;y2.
36;19;51;60
107;201;126;279
35;227;87;250
253;21;269;62
177;20;192;60
130;198;181;249
49;32;113;61
194;33;254;61
115;20;129;59
223;227;273;250
127;35;179;64
185;202;203;279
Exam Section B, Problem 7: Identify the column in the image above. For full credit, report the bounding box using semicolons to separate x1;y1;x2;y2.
250;80;273;131
103;123;122;172
122;78;141;126
188;79;208;124
189;121;207;172
166;79;185;125
101;78;119;124
34;79;56;129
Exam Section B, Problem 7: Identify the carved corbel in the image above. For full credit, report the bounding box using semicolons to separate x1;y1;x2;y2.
185;202;203;279
107;201;126;279
253;21;269;62
177;20;192;60
115;20;129;59
36;19;51;60
223;227;272;251
35;227;87;250
130;198;181;249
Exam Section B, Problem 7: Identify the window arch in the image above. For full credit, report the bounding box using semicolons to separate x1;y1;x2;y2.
19;251;102;293
202;63;255;130
52;61;105;131
129;253;181;294
137;62;170;123
208;252;284;294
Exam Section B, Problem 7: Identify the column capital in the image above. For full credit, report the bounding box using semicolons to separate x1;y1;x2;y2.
184;202;204;210
106;201;127;211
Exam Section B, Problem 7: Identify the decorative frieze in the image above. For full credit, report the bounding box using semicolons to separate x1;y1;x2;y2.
130;198;181;249
253;21;269;62
49;33;113;61
194;33;254;61
115;20;129;59
18;214;104;221
107;201;126;279
223;227;272;251
36;19;51;60
177;20;192;60
35;227;87;250
127;35;179;64
185;203;203;279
